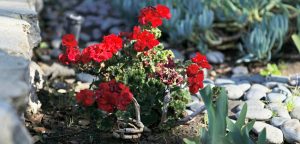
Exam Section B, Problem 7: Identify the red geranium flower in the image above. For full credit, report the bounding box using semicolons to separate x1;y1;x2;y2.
186;64;200;77
102;34;123;53
131;26;159;52
156;4;171;19
138;4;171;27
191;52;211;69
95;80;134;113
62;34;78;47
76;89;95;106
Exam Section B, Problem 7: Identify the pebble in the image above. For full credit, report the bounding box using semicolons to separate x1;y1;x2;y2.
236;81;251;92
244;89;266;100
236;108;272;120
271;117;289;127
187;96;200;107
57;89;67;94
52;81;68;89
232;66;248;76
251;84;270;93
206;51;224;64
252;121;284;144
266;75;290;83
189;101;205;112
215;78;235;86
272;106;291;119
92;28;102;40
281;119;300;143
249;74;266;83
273;85;292;97
223;85;244;100
285;96;300;107
266;93;286;103
75;82;90;92
40;55;51;62
76;73;97;83
236;100;265;111
291;107;300;120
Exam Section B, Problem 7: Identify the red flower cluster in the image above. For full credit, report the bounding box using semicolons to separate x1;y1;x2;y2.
186;52;211;94
138;4;171;27
76;89;95;107
59;34;123;64
59;34;81;65
75;80;134;113
96;80;133;112
131;26;159;52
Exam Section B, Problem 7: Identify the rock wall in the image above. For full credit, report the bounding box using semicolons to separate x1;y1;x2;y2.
0;0;43;143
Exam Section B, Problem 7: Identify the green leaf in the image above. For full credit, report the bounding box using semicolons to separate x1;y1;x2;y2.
183;138;198;144
236;103;247;128
292;34;300;53
257;128;267;144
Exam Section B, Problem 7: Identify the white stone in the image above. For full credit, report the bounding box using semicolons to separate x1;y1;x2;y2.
0;16;31;59
266;93;286;103
291;107;300;120
236;100;265;111
0;0;40;47
236;108;272;120
271;117;289;127
281;119;300;143
252;121;283;144
223;84;244;100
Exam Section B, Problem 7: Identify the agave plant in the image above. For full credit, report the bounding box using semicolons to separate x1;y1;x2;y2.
183;85;266;144
111;0;300;62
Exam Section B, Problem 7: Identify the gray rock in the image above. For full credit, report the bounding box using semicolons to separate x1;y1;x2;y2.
189;101;205;112
187;96;200;107
0;16;32;59
251;84;270;93
267;103;287;110
0;102;32;144
249;74;266;83
291;107;300;120
228;100;244;115
236;81;251;92
41;63;75;79
244;89;266;100
285;96;300;107
271;106;291;119
263;81;281;88
76;72;97;83
271;117;289;127
206;51;224;64
236;108;272;120
266;75;290;83
232;66;248;76
236;100;265;111
52;81;68;90
252;121;283;144
215;78;235;86
231;75;250;82
266;93;286;103
223;85;244;100
273;85;292;97
281;119;300;143
203;78;214;85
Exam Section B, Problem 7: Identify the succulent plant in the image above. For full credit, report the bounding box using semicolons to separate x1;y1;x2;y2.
111;0;300;62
